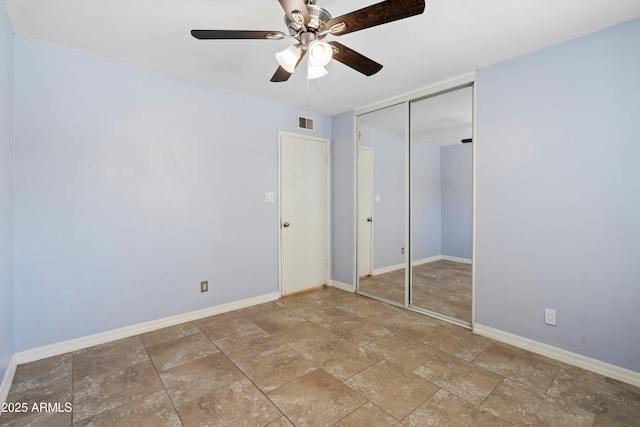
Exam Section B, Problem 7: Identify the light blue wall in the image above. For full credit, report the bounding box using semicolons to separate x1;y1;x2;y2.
13;37;331;352
411;141;441;260
359;125;405;270
476;19;640;371
330;112;355;285
441;143;472;259
0;1;15;381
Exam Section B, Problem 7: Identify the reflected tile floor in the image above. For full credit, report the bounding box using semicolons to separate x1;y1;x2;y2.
3;287;639;426
360;260;472;323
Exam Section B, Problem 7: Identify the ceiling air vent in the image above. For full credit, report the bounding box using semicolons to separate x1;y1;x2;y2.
298;115;315;132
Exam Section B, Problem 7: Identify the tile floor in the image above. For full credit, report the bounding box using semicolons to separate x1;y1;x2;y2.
2;287;640;426
359;260;472;323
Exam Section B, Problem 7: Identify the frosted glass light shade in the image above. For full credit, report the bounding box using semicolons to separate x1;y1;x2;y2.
275;45;301;73
308;40;332;67
307;65;328;80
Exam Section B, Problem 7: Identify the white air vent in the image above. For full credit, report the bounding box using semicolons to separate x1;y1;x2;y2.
298;115;315;132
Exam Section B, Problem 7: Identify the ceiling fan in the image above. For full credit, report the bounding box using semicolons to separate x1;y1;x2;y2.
191;0;426;82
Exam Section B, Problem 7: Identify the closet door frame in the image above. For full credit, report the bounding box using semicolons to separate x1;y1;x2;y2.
355;72;477;328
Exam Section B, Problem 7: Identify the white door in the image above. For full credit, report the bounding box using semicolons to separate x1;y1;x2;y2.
279;132;329;296
357;146;373;277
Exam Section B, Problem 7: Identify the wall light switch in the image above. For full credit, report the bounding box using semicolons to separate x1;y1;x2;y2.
375;195;381;203
265;192;275;203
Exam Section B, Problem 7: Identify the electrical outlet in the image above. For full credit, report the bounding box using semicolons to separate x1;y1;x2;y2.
401;247;405;254
544;308;556;326
201;281;208;293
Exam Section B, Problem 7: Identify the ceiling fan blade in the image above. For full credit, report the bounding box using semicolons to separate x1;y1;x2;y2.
278;0;310;25
191;30;286;40
327;41;383;76
270;51;307;82
326;0;425;36
271;66;293;83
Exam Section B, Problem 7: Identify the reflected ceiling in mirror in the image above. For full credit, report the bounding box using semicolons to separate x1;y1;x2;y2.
358;86;472;146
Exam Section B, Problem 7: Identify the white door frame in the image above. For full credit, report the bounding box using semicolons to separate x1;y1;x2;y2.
278;131;331;297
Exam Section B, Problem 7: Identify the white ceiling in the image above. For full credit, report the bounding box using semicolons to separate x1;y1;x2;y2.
5;0;640;116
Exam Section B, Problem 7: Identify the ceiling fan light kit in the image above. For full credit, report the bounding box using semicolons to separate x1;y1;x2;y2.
307;64;328;80
275;45;302;73
191;0;426;82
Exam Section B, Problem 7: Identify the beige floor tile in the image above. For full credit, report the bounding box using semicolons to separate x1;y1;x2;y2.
273;321;340;353
413;352;503;406
146;332;219;371
194;314;260;341
377;311;441;340
7;353;71;394
177;379;283;427
73;360;163;422
266;416;295;426
323;317;391;346
235;301;282;318
472;343;561;392
547;366;640;426
404;389;513;427
214;327;285;362
345;360;438;420
2;375;72;426
249;308;309;334
0;409;71;426
420;325;491;361
331;297;401;323
333;402;403;426
72;336;148;381
301;305;357;325
140;322;200;347
304;338;381;381
73;390;181;427
234;345;317;393
275;293;326;313
365;333;438;371
158;352;245;407
268;369;366;427
480;378;595;426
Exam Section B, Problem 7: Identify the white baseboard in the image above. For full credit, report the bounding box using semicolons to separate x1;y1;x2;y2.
441;255;472;264
0;355;18;406
412;255;445;266
15;292;280;365
330;280;355;293
371;255;471;276
474;324;640;388
372;262;405;275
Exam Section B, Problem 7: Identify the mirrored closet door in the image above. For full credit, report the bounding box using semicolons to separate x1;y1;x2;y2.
356;103;407;306
410;87;473;324
356;82;473;326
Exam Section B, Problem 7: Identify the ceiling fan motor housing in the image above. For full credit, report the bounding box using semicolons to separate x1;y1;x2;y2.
285;5;332;39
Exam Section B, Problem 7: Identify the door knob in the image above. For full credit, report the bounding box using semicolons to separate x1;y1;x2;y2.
283;222;290;228
367;217;372;222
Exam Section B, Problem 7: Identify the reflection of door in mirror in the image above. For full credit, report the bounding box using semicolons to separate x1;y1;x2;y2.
357;146;373;278
356;103;406;306
410;86;473;324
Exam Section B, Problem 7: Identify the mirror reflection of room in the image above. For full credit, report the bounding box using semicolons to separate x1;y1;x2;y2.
410;87;473;323
357;103;406;305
